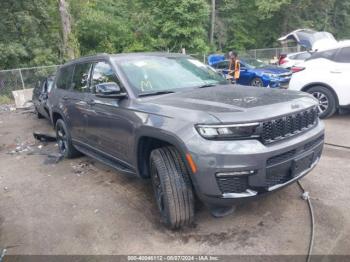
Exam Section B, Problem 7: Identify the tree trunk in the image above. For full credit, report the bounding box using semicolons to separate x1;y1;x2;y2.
210;0;216;46
58;0;75;60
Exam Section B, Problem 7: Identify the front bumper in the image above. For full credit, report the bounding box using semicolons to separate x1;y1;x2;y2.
187;121;324;207
268;77;291;89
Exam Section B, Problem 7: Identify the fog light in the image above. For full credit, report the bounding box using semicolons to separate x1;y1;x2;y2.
216;170;256;177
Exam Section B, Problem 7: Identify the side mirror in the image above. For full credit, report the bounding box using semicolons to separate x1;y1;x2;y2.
95;82;127;98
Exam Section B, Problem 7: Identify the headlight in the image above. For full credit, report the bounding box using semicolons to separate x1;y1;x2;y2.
264;73;279;78
196;123;260;139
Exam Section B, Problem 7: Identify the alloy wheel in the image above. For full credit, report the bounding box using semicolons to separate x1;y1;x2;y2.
57;125;68;154
251;79;263;87
312;91;329;114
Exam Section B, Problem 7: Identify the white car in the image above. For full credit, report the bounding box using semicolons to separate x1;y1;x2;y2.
279;51;312;69
289;44;350;118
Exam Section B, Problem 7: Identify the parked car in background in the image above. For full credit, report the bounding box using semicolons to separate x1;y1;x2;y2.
32;75;55;120
48;53;324;229
210;56;292;88
289;43;350;118
278;29;338;51
278;51;312;69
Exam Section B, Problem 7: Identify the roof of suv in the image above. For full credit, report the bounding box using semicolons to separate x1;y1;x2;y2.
61;52;189;67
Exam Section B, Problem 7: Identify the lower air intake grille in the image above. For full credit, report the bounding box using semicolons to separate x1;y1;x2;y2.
216;176;248;193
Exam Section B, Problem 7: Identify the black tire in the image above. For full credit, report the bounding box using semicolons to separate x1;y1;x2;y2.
35;107;44;119
307;86;337;119
150;146;194;229
250;77;264;87
55;119;81;158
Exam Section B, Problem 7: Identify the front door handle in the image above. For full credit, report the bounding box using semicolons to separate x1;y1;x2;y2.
87;99;96;106
62;96;69;100
330;70;342;74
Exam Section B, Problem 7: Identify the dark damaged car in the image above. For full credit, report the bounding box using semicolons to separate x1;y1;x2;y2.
48;53;325;228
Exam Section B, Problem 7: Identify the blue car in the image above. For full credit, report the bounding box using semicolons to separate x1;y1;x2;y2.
208;55;292;88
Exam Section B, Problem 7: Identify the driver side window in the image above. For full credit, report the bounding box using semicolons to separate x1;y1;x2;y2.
91;62;121;90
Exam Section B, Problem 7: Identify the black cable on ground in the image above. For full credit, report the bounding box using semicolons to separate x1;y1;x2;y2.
297;180;315;262
324;142;350;150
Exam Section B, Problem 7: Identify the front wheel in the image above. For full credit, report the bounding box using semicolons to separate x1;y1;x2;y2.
250;77;264;87
150;146;194;229
307;86;337;119
55;119;81;158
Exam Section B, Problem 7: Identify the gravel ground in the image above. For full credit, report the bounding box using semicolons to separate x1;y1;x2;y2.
0;109;349;256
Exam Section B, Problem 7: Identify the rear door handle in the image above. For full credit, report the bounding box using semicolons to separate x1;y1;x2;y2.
330;70;342;74
62;96;69;100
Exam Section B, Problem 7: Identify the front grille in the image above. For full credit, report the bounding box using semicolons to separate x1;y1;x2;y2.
304;135;325;151
278;72;292;78
261;107;318;144
266;149;296;166
216;176;248;193
266;166;291;187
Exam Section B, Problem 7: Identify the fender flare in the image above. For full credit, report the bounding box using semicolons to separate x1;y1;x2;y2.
134;126;192;177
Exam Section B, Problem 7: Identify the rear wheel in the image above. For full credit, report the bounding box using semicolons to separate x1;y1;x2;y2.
55;119;81;158
250;77;264;87
307;86;337;119
150;146;194;229
35;107;44;119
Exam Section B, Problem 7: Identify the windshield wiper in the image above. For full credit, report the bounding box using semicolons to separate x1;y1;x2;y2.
138;90;175;97
197;83;218;88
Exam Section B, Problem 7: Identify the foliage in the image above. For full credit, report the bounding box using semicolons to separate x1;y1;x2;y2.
0;0;62;69
1;0;350;69
0;95;13;104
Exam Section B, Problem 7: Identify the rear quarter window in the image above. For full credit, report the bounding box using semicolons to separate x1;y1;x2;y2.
56;65;74;90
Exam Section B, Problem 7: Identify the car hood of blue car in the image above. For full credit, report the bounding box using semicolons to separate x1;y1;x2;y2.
251;66;291;75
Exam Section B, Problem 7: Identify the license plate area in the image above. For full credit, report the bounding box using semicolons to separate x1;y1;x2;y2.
292;152;314;177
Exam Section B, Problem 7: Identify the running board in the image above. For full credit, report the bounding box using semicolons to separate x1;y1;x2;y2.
74;144;137;176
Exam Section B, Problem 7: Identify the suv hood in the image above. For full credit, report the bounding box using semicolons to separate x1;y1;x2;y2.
137;85;317;123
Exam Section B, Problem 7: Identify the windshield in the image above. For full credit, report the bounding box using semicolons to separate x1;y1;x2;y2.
242;58;267;69
116;56;228;95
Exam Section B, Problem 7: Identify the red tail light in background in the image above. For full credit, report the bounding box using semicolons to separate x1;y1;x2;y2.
278;54;287;65
291;66;305;73
279;58;287;65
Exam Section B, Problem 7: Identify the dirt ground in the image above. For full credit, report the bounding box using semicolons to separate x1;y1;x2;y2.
0;109;349;256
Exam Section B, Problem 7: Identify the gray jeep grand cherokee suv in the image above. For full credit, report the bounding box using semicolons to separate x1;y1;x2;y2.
48;53;324;228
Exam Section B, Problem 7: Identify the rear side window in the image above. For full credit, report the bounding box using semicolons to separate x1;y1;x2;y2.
91;61;120;88
334;47;350;63
72;63;93;92
307;49;337;61
56;66;73;90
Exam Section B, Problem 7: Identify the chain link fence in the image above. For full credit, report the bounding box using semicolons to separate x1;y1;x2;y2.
190;46;303;65
0;65;60;103
244;46;304;64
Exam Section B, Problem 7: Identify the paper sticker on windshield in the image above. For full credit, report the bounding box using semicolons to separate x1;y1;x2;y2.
188;59;206;67
134;61;148;67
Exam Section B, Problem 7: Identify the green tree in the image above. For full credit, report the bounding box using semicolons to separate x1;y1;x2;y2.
0;0;62;69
